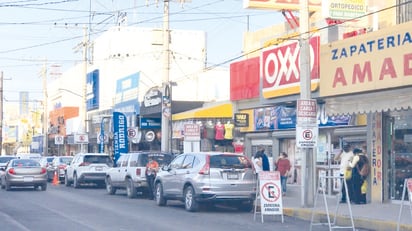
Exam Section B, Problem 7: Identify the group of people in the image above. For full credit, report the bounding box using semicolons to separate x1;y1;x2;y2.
335;144;370;204
253;146;291;196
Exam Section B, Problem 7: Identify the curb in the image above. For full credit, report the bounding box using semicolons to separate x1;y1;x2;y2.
283;207;412;231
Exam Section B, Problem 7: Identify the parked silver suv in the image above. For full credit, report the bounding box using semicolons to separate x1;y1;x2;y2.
65;153;113;188
154;152;256;212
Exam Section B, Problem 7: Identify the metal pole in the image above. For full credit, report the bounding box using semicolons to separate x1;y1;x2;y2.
299;0;315;207
100;118;105;153
161;0;170;152
0;71;3;155
42;61;48;156
81;26;88;153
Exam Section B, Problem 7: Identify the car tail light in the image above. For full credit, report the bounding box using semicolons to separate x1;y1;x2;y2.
58;164;66;169
79;162;90;167
41;168;47;174
136;168;141;175
198;155;210;175
8;168;15;175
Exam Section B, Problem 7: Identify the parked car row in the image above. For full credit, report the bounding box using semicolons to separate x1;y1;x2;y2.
0;151;257;213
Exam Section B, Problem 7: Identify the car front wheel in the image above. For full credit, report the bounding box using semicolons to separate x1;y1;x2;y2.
155;183;167;206
73;173;80;188
184;186;198;212
105;177;116;195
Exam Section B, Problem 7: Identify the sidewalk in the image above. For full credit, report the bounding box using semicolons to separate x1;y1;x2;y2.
282;185;412;231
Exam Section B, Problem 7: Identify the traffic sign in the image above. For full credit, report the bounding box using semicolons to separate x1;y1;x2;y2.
296;124;318;148
55;135;64;145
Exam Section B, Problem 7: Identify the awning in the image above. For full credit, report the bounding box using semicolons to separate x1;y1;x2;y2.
172;103;233;121
325;87;412;116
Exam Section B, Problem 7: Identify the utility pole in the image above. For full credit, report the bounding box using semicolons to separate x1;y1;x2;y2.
42;61;48;156
81;25;88;153
161;0;171;153
299;0;316;207
0;72;3;155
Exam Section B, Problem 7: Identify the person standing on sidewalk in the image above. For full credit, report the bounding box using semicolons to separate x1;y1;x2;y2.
334;143;354;203
275;152;291;196
258;146;270;171
349;148;369;204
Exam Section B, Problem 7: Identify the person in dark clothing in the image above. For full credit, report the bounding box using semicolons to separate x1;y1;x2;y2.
257;146;270;171
349;148;369;204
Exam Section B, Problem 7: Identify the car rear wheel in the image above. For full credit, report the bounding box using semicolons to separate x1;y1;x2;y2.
105;177;116;195
73;173;80;188
184;186;198;212
126;178;137;199
40;183;47;191
155;183;167;206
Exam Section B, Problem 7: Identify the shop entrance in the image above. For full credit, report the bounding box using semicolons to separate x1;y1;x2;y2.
387;110;412;201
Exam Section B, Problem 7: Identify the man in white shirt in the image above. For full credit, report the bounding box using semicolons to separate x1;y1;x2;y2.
334;143;354;203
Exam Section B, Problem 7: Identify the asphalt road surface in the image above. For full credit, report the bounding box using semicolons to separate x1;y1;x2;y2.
0;183;346;231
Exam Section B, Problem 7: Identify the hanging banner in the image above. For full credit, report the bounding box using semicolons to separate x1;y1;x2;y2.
113;112;128;163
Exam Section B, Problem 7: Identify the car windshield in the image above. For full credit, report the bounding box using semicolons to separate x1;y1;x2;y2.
0;157;15;163
60;157;73;164
84;155;113;166
139;153;173;167
12;159;41;167
209;155;252;169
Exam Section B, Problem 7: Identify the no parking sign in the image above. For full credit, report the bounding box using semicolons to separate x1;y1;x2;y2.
259;171;283;215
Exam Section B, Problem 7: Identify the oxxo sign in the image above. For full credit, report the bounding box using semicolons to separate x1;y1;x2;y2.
296;99;318;148
261;36;320;99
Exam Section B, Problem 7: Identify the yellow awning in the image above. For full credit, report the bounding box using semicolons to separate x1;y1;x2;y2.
172;103;233;121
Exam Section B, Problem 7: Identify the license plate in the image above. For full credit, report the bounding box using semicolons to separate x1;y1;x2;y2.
24;177;34;182
95;167;103;171
227;173;239;180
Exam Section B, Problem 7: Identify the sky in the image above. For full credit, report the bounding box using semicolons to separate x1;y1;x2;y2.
0;0;283;104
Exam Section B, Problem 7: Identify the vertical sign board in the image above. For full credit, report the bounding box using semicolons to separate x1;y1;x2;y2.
296;99;318;148
259;171;283;215
113;112;128;163
184;124;200;141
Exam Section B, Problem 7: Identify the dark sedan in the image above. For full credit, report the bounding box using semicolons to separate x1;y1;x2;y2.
0;159;47;191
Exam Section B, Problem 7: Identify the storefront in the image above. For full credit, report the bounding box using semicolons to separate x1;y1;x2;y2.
320;21;412;202
172;102;239;153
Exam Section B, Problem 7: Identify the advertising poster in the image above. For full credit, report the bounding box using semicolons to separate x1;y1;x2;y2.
259;171;283;215
113;112;128;163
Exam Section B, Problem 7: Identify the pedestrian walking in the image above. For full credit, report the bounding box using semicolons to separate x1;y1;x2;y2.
275;152;291;196
257;145;270;171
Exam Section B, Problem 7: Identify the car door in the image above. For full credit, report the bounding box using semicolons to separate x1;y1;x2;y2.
175;154;195;196
66;155;79;181
117;154;130;188
162;154;185;195
109;154;126;186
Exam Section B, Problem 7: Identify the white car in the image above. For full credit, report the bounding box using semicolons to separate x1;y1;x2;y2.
65;153;113;188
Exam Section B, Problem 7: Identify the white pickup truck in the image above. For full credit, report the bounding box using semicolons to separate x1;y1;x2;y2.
105;152;173;198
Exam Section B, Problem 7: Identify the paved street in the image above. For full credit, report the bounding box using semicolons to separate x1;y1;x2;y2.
0;183;350;231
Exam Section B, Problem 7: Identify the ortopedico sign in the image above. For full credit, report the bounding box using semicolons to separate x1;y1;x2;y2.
320;21;412;97
261;35;320;99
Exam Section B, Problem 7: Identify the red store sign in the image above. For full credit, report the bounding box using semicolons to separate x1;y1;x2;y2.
261;35;320;99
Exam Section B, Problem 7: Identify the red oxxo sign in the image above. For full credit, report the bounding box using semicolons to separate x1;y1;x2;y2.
320;20;412;97
261;35;320;99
